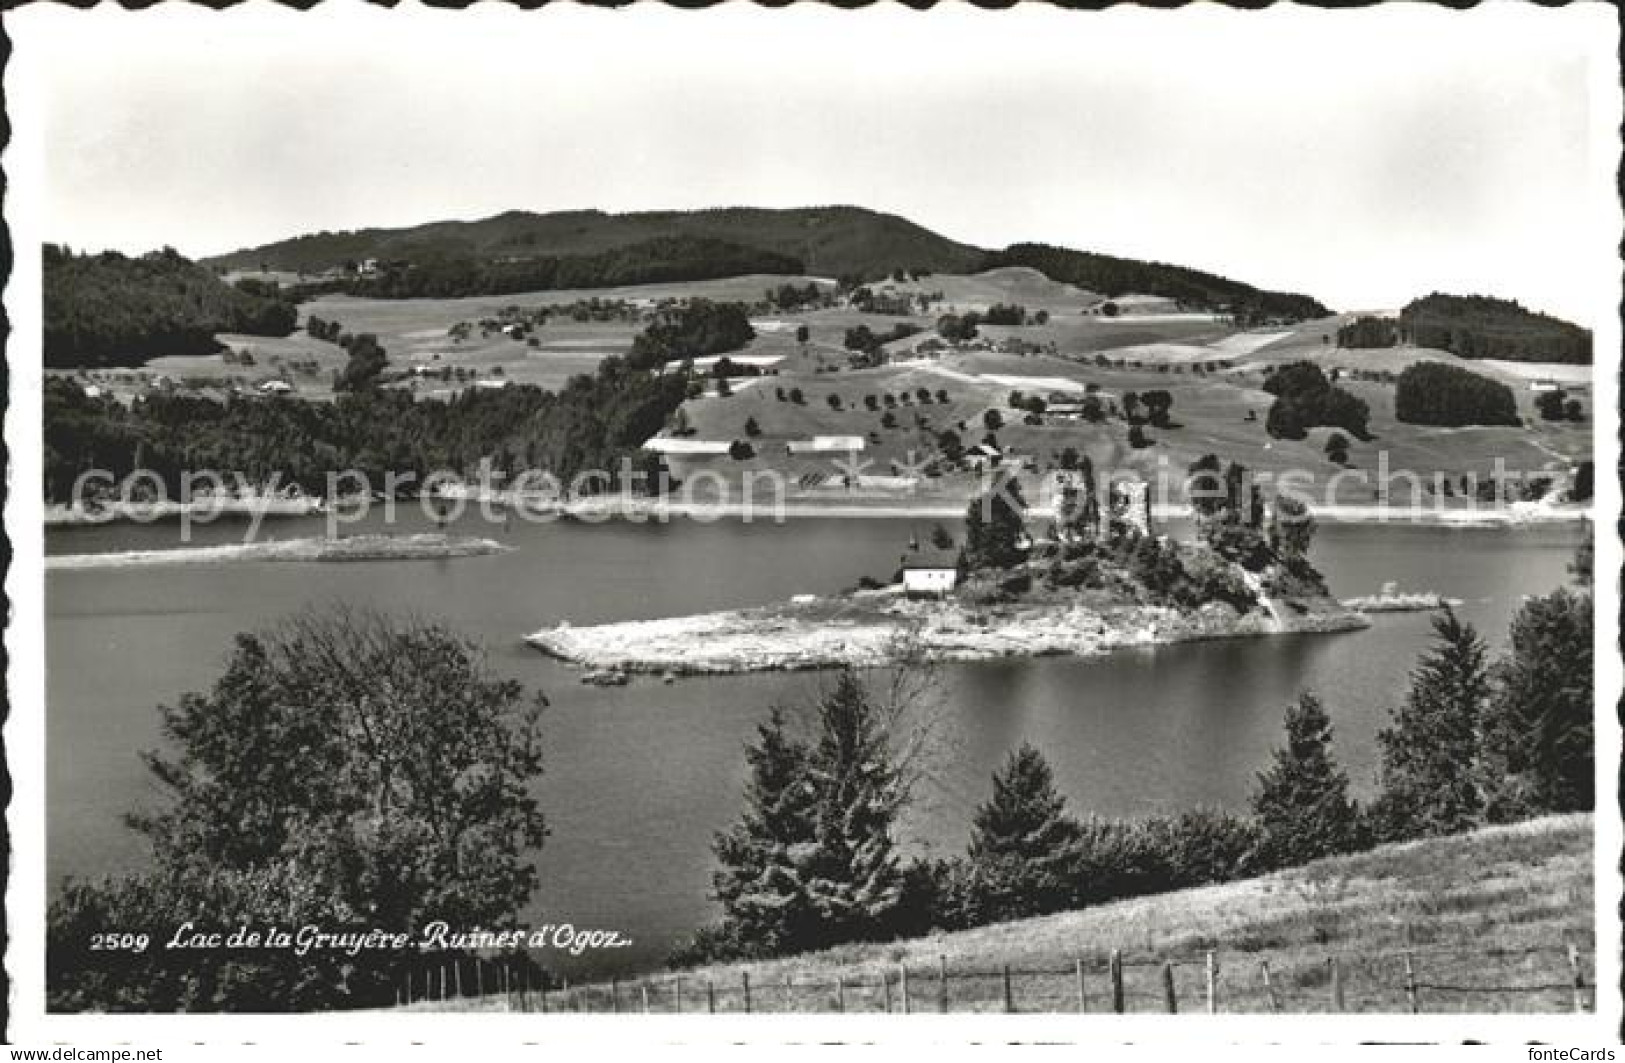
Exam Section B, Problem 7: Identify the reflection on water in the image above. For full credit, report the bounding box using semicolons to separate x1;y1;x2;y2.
46;511;1586;974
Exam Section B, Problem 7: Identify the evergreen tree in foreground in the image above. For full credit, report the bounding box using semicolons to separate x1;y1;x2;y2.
707;709;820;957
804;670;908;943
1250;692;1363;870
963;742;1084;922
1371;609;1491;841
693;669;908;960
1477;587;1594;822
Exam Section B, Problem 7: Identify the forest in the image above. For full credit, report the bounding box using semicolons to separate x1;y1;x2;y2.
1399;293;1591;364
980;243;1330;325
1335;315;1401;348
1393;361;1522;428
310;237;804;300
43;358;688;503
43;245;298;367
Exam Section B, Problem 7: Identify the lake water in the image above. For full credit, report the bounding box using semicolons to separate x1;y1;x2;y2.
45;510;1585;975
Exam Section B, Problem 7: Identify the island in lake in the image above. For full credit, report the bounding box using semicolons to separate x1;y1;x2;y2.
528;467;1369;678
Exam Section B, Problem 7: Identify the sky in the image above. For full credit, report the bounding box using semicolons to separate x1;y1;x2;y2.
11;1;1619;323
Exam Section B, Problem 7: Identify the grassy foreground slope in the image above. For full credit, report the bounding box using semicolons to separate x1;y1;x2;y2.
656;815;1593;1014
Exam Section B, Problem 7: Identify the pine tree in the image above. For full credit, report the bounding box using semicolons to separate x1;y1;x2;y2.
1250;692;1362;870
1477;588;1594;822
803;670;907;944
963;472;1028;570
965;743;1084;921
1371;609;1490;841
708;709;820;956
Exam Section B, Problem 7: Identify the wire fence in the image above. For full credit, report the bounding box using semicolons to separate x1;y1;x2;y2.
395;940;1595;1015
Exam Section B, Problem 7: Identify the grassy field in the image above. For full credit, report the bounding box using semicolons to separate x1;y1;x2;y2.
864;266;1103;313
400;814;1594;1014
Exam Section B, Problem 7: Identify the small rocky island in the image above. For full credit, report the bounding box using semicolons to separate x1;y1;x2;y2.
528;462;1370;680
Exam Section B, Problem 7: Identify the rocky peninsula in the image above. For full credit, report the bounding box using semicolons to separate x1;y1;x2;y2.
47;533;510;570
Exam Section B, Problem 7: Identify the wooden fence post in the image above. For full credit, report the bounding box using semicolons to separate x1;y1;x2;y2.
1205;951;1217;1014
938;955;949;1013
1260;960;1279;1014
900;964;911;1014
1161;963;1178;1013
1567;943;1587;1013
1403;952;1419;1014
1075;958;1087;1013
641;984;650;1014
742;972;751;1014
540;979;548;1014
1002;964;1015;1013
1328;957;1344;1012
785;974;794;1012
1109;949;1124;1014
440;964;448;1002
476;959;484;998
454;959;463;999
882;971;892;1013
674;974;683;1013
836;975;846;1013
611;975;621;1013
561;975;570;1011
706;979;716;1014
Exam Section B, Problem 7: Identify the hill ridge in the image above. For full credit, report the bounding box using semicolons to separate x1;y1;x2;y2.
199;204;1325;318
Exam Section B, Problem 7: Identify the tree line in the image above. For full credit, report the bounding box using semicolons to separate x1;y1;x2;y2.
293;237;804;301
43;358;687;502
981;243;1330;326
1400;293;1591;365
44;245;298;367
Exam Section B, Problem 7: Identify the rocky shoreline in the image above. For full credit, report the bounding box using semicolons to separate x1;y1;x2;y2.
45;495;324;526
525;590;1369;679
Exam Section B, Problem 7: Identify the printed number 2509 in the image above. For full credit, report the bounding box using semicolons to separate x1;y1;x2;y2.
90;932;150;953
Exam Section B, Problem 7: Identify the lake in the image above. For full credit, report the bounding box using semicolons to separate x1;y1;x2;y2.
45;510;1586;976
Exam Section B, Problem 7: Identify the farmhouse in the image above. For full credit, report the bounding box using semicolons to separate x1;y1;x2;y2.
965;443;1003;470
786;435;866;454
642;438;733;456
258;379;294;395
1528;379;1563;393
901;546;959;598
